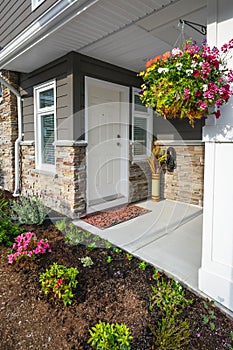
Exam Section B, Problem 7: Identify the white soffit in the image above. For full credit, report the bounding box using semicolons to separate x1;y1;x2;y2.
1;0;207;72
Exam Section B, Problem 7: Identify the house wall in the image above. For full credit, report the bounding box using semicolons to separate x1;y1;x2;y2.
1;52;204;217
0;0;58;49
19;52;148;217
159;143;204;206
20;141;86;218
0;70;19;192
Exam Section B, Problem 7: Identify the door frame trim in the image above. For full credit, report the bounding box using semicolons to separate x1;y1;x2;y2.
85;76;130;212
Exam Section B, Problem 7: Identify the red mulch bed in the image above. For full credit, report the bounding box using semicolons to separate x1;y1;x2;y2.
82;205;151;229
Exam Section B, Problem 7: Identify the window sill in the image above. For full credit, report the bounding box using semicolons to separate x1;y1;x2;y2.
33;168;57;177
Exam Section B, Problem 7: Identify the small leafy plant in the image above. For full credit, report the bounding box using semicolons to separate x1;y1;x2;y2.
112;247;122;254
104;240;112;249
10;196;49;225
138;261;148;270
79;256;94;268
39;262;79;306
107;255;113;263
126;253;133;261
8;232;51;264
0;218;24;246
202;300;216;331
88;321;132;349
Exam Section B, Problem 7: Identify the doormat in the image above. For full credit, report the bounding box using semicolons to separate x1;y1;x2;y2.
82;205;151;229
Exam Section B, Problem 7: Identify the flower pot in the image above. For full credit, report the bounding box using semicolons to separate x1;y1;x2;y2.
151;173;160;202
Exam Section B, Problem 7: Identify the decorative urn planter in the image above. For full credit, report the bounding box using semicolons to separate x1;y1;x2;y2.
151;172;160;202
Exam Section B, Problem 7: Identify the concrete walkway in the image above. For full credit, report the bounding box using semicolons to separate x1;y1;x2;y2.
73;199;203;291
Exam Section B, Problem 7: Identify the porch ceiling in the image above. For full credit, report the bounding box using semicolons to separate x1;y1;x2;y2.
1;0;207;73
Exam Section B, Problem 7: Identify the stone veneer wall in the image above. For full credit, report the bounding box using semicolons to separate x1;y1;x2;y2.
160;143;204;206
20;141;87;218
0;71;19;192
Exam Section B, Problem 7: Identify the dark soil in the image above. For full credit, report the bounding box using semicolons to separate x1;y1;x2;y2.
0;191;233;349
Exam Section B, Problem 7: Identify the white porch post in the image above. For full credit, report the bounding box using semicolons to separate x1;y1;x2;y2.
198;0;233;311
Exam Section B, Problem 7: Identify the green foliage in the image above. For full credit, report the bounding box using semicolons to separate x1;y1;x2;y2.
87;242;96;251
149;278;192;349
10;196;49;225
104;240;112;249
149;278;193;317
126;253;133;261
202;300;216;331
138;261;148;270
39;262;79;306
55;218;67;232
107;255;113;264
79;256;94;268
152;268;161;280
88;321;132;350
0;218;24;246
112;247;122;254
56;220;93;246
149;317;191;350
0;194;9;219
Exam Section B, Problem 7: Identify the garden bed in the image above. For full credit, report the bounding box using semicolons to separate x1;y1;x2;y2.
0;191;233;349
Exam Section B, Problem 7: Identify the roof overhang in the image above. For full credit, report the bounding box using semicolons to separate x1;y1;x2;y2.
0;0;207;73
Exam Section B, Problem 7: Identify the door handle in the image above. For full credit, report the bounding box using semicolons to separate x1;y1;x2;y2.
117;134;121;138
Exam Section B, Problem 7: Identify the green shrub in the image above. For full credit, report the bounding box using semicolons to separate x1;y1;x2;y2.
149;317;191;350
10;196;49;225
88;321;132;350
149;278;193;349
0;218;24;246
39;262;79;306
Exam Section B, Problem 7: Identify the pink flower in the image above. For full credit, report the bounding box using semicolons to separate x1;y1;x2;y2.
171;48;183;56
184;88;191;101
200;103;208;111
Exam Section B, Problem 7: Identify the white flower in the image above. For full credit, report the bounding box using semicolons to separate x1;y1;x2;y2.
158;67;169;74
191;61;197;68
176;63;183;71
203;84;208;91
186;69;193;76
172;48;183;56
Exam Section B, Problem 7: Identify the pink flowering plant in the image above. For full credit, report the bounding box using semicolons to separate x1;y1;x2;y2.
8;232;51;264
139;39;233;126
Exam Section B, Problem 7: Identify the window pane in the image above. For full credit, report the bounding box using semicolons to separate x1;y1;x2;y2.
41;114;55;165
134;117;147;156
39;88;54;108
134;94;147;112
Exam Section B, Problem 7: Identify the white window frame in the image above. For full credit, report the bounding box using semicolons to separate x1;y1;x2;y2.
31;0;46;11
34;80;56;172
132;87;153;160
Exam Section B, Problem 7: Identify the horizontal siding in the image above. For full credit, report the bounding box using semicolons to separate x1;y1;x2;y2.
20;55;71;141
0;0;58;48
154;116;203;141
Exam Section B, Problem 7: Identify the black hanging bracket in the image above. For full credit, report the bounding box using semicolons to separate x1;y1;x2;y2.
179;19;207;36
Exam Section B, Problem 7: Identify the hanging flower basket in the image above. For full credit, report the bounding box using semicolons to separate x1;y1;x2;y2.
139;39;233;127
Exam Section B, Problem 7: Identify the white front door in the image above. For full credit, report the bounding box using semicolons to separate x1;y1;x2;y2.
86;77;129;211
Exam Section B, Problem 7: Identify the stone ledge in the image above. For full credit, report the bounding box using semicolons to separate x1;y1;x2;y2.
54;140;88;147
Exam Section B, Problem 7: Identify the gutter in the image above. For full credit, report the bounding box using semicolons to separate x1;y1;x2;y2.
0;74;23;196
0;0;101;71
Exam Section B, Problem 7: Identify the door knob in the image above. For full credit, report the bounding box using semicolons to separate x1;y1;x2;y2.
117;134;121;138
